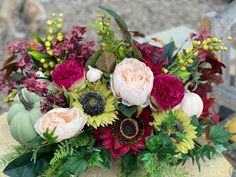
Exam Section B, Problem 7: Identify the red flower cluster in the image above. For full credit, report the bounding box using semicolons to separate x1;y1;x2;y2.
51;26;95;64
137;42;167;76
151;74;185;110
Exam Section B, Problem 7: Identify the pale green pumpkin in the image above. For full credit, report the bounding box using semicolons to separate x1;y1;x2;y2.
7;88;42;144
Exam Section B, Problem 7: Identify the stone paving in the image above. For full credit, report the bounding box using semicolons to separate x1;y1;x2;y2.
0;0;230;113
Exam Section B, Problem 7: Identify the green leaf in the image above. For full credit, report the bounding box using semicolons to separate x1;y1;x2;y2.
132;41;144;61
75;132;95;147
11;72;25;81
25;136;44;148
3;150;51;177
98;6;128;29
191;116;204;136
175;131;187;141
146;135;163;152
32;33;45;45
28;51;51;61
98;6;132;42
100;149;112;169
87;152;103;167
163;109;176;128
56;155;87;177
95;52;117;73
43;128;58;143
85;51;102;69
121;153;138;176
209;125;232;146
173;70;191;83
163;41;176;60
118;103;137;117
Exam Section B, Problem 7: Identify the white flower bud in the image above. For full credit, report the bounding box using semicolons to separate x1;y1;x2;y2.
86;65;103;83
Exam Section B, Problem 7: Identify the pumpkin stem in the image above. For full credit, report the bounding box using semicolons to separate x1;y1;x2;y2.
18;89;34;111
184;82;191;92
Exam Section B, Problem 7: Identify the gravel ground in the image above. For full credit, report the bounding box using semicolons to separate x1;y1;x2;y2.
0;0;230;113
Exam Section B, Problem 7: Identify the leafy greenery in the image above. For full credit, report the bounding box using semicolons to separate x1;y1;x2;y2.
3;145;53;177
42;132;96;177
190;116;205;137
137;152;187;177
100;149;112;169
181;144;217;171
209;125;233;146
121;153;138;176
0;145;30;168
32;33;45;45
163;41;176;60
43;128;58;143
85;51;102;69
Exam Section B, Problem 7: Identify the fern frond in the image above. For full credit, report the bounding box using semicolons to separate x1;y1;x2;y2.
49;141;71;166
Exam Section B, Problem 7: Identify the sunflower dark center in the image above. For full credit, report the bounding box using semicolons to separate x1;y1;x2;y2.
174;121;184;133
79;91;105;116
113;117;144;144
170;120;184;143
120;118;139;139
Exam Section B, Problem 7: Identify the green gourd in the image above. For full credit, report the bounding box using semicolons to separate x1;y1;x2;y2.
7;88;42;144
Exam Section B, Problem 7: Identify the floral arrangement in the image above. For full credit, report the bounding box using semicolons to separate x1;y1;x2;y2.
0;6;235;177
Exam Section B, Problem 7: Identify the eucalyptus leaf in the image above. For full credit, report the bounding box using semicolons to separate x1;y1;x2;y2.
95;52;117;73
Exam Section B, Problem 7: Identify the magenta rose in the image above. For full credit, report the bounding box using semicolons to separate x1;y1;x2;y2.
151;74;184;110
52;60;85;90
137;42;167;76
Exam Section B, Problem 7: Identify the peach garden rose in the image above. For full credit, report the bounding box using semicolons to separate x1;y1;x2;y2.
34;108;87;142
111;58;154;107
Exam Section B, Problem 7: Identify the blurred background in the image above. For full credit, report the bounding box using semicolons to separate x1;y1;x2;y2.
0;0;233;114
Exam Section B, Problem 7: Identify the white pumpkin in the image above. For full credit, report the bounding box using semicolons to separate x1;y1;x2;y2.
179;91;203;118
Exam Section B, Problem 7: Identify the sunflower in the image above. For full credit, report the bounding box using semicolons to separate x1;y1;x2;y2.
73;81;118;128
93;108;153;159
152;109;197;154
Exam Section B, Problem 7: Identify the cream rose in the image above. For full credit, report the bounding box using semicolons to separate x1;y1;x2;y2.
34;108;87;142
111;58;154;107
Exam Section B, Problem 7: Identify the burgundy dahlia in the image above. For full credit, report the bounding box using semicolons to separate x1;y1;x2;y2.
151;74;184;110
93;108;153;159
52;60;85;90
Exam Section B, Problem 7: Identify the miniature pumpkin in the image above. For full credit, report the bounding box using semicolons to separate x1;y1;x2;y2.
179;91;203;118
226;117;236;142
7;88;42;144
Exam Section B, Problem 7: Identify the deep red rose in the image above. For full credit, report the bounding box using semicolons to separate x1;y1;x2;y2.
151;74;185;110
137;42;167;76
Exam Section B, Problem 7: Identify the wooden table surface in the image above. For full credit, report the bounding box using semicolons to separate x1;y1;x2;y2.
0;112;233;177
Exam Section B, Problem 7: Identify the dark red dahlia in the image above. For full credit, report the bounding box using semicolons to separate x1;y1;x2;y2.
151;74;185;110
137;42;167;76
93;108;152;159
